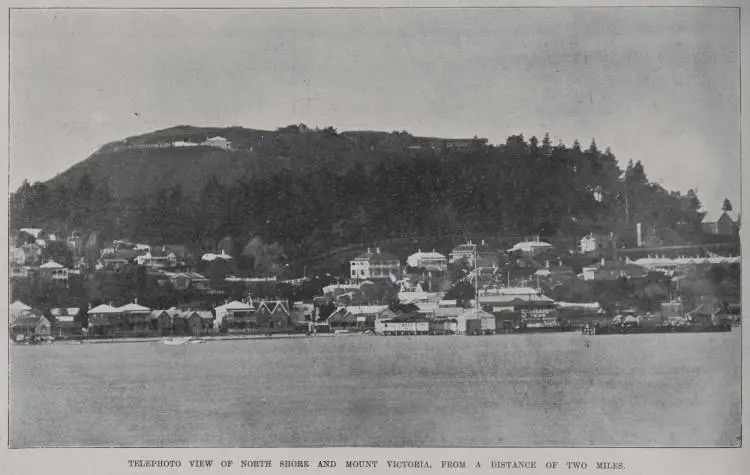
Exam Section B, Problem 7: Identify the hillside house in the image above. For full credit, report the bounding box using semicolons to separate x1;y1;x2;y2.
101;249;136;269
10;246;25;266
169;272;210;291
10;247;28;278
38;260;69;282
135;248;177;269
508;237;553;256
580;261;647;281
172;140;199;147
407;249;448;272
534;263;575;284
350;247;401;280
20;243;42;266
164;245;192;266
630;255;740;274
449;241;477;265
202;136;233;150
19;227;44;241
579;233;615;254
201;250;233;262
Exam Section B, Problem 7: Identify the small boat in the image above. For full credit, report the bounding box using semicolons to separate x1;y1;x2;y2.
161;337;191;346
189;338;206;344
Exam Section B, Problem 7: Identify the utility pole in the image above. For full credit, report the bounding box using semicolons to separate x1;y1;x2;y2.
474;246;479;312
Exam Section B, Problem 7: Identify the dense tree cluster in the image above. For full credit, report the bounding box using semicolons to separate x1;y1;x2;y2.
10;133;708;272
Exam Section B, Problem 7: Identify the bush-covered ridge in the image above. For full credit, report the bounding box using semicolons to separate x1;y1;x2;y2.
11;127;707;268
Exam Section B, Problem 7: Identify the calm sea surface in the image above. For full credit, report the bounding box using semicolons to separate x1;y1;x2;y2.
9;330;741;447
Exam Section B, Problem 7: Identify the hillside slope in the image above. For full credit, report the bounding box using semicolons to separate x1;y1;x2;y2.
44;125;433;198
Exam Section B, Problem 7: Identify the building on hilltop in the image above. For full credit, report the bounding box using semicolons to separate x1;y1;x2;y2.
202;136;233;150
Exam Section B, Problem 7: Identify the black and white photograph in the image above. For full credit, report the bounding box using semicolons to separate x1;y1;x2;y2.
6;4;743;453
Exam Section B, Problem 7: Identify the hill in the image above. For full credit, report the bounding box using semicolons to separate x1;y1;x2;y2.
11;126;710;273
45;124;454;198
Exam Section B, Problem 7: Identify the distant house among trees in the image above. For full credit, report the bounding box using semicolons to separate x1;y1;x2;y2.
579;233;615;255
702;208;738;236
201;136;233;150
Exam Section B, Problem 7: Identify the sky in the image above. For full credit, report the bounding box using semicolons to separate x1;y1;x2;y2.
10;7;740;217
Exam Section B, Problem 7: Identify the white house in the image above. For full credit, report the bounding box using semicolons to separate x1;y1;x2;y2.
579;233;614;254
135;249;177;269
406;249;448;272
202;136;233;150
508;237;552;255
38;260;69;281
350;247;400;280
172;140;199;148
201;250;233;262
449;241;477;265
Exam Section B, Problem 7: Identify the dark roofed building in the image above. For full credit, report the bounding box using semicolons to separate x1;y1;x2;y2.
702;211;738;236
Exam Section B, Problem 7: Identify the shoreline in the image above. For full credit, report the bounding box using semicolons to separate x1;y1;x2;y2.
15;325;738;346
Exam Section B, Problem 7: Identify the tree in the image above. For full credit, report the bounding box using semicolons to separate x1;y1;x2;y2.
444;281;475;306
722;198;733;213
41;241;74;268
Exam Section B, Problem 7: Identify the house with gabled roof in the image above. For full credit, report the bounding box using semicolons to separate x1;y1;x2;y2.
187;310;214;336
135;247;177;269
407;249;448;272
702;211;738;236
38;260;69;282
100;248;136;269
202;136;233;150
255;300;290;329
150;310;173;336
350;247;401;280
87;304;121;336
10;310;50;339
214;300;256;331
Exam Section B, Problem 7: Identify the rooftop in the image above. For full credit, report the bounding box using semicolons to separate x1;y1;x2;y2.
353;248;399;262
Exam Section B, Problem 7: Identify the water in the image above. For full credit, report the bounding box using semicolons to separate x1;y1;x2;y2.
9;330;741;447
